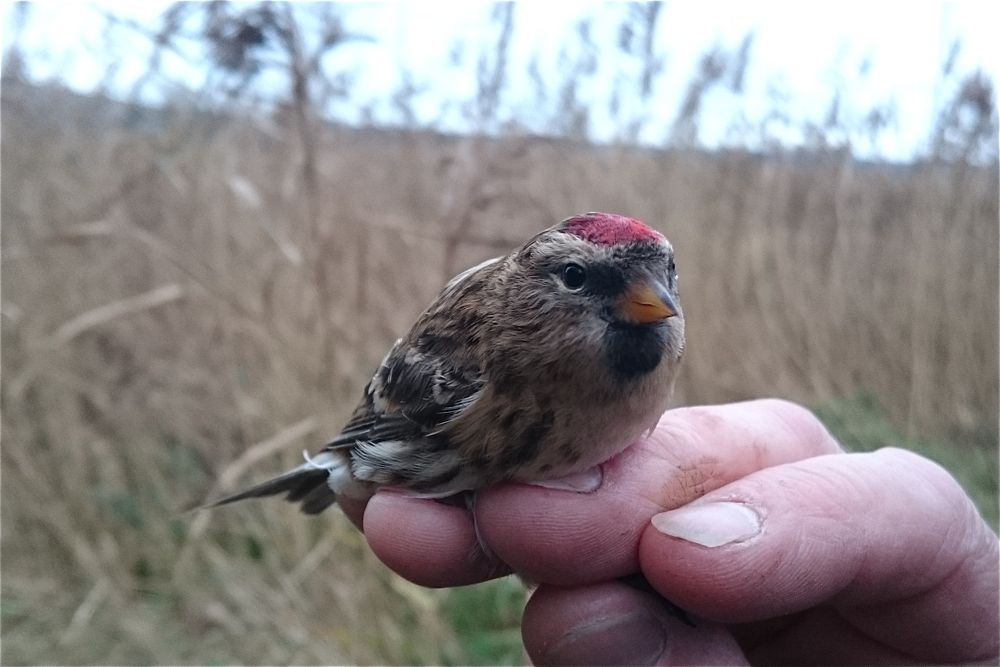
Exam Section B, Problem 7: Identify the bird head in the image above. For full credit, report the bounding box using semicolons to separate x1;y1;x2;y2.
506;212;684;380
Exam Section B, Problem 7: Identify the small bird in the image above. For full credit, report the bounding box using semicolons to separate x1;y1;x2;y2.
208;212;684;514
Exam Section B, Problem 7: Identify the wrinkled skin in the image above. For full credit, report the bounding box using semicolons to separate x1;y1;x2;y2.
341;399;1000;666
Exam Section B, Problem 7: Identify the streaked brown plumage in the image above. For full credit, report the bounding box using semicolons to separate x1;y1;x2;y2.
207;212;684;514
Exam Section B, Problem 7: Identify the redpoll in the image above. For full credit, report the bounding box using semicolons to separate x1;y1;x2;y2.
208;212;684;514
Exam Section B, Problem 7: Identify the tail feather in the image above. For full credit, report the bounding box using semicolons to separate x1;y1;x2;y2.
298;484;339;514
206;466;334;513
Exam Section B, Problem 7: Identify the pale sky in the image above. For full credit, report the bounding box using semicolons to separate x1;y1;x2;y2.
2;1;997;161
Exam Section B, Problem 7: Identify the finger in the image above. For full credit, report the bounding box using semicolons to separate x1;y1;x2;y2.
478;400;841;584
337;495;368;530
641;448;999;663
523;581;748;666
733;607;929;665
363;490;509;587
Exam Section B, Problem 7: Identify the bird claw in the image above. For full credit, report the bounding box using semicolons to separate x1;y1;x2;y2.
525;466;603;493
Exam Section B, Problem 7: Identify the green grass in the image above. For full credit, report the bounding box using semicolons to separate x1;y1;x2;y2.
446;578;526;665
813;392;999;530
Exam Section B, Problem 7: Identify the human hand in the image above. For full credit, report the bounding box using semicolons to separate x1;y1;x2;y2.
346;400;999;665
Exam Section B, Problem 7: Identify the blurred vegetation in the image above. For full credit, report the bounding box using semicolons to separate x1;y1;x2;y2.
814;392;998;530
2;3;997;665
445;580;525;666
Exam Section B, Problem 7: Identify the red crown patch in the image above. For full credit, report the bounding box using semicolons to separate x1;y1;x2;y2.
561;212;664;246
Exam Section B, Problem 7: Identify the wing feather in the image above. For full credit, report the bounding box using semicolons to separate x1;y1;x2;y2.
321;256;496;455
207;253;497;511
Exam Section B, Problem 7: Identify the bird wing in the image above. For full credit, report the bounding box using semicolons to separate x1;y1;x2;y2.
209;338;486;510
322;342;485;452
321;257;498;453
206;259;497;512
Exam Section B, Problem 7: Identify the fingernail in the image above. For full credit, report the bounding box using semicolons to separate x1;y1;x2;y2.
542;609;666;666
651;501;761;547
527;466;603;493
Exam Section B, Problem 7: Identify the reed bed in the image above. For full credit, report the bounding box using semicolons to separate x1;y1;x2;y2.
1;76;996;664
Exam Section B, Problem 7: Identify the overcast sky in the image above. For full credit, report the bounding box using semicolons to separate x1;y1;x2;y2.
2;1;997;161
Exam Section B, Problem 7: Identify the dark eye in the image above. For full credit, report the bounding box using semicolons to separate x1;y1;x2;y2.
668;258;676;274
560;263;587;290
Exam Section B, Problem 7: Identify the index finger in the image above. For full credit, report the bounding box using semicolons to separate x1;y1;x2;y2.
474;399;842;585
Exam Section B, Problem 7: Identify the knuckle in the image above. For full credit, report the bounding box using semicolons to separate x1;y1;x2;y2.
758;398;843;455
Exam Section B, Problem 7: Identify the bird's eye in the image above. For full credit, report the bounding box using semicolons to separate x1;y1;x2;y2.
560;263;587;290
668;258;676;274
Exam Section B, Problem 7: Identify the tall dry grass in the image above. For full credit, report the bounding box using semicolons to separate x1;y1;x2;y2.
2;64;997;667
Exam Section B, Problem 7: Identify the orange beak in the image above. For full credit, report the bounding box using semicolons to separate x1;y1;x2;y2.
619;282;679;324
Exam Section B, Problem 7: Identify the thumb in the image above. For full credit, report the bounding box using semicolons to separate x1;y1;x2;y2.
638;448;998;663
